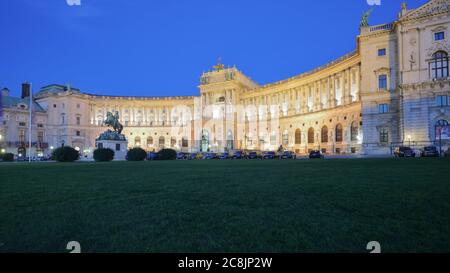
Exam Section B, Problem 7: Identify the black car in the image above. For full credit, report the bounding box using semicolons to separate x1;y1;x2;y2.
203;152;217;160
394;147;416;158
246;151;259;159
232;150;244;159
262;151;276;160
420;146;439;157
309;150;324;159
280;151;296;159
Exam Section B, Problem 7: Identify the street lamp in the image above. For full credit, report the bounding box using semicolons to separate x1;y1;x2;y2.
407;135;412;146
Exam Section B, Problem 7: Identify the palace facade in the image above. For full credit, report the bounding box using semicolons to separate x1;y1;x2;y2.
1;0;449;158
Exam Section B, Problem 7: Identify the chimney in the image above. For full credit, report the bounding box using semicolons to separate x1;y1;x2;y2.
1;88;9;97
21;82;31;99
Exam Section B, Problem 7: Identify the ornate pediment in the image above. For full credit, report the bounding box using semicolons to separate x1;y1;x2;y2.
426;41;450;58
401;0;450;22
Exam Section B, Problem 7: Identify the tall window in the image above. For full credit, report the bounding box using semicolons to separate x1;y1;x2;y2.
430;51;449;79
321;126;328;143
379;128;389;143
134;136;141;147
351;122;358;142
335;124;343;143
435;32;445;41
378;103;389;114
308;128;314;144
436;95;448;106
159;136;165;147
147;136;153;147
282;131;289;145
378;74;387;89
182;137;189;148
19;129;25;142
76;116;81;125
295;129;301;144
170;137;176;148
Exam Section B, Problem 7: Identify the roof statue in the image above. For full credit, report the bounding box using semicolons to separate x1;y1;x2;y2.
360;8;374;27
213;57;225;71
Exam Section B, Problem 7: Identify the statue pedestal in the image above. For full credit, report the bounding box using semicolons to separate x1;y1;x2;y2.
96;130;128;160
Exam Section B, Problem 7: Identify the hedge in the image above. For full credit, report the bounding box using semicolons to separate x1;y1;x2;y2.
126;147;147;161
52;146;80;162
157;149;177;160
93;148;115;162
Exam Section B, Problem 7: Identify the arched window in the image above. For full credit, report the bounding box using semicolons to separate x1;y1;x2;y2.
321;126;328;143
159;136;165;147
308;128;315;144
335;124;343;143
147;136;153;147
295;129;301;144
351;121;358;142
430;51;449;79
170;137;176;148
134;136;141;147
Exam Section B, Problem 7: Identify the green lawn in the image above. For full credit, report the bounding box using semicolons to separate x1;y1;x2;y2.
1;158;450;253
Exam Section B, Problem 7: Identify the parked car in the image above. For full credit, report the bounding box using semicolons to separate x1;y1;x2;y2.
445;148;450;157
195;153;204;160
219;152;229;160
185;153;197;160
394;146;416;158
203;152;217;160
232;150;244;159
309;150;324;159
176;152;186;160
262;151;276;160
280;151;296;159
420;146;439;157
246;151;260;159
147;152;158;160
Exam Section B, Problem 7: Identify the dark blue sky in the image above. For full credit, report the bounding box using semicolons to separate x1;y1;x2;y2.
0;0;426;97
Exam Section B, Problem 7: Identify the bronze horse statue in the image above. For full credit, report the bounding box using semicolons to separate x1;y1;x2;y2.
104;112;124;134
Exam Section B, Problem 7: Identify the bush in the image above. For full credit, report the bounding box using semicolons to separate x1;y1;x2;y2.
127;147;147;161
93;148;115;162
52;146;79;162
1;153;14;162
157;149;177;160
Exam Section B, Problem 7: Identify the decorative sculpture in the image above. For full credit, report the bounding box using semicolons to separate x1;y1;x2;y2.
360;8;374;27
104;111;123;134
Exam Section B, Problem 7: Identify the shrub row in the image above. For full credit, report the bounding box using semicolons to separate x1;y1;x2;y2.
52;146;80;162
94;148;115;162
1;153;14;162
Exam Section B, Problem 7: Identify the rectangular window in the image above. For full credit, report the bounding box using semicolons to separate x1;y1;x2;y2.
436;95;448;106
435;32;445;41
37;131;44;143
379;129;389;143
115;143;120;151
37;123;44;128
76;131;81;136
378;48;386;56
18;122;26;127
76;116;81;125
378;74;387;90
19;129;26;142
378;103;389;114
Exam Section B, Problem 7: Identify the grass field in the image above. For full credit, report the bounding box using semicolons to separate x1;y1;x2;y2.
1;158;450;253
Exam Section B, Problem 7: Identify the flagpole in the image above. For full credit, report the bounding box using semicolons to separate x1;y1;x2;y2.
29;83;32;163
